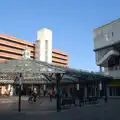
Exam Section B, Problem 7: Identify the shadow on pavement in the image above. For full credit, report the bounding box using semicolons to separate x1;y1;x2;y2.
0;99;120;120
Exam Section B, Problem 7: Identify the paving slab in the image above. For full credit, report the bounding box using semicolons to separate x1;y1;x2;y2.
0;99;119;120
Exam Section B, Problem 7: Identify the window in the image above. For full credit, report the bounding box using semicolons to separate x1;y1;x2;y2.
112;32;114;37
35;41;40;59
45;55;48;62
45;40;48;50
105;34;109;41
45;40;48;62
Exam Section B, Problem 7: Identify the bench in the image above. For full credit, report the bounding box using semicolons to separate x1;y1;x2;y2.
61;98;73;109
91;97;99;104
84;97;99;104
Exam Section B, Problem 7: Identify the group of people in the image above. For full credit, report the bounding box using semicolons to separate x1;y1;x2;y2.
29;88;72;103
30;88;70;102
29;88;55;103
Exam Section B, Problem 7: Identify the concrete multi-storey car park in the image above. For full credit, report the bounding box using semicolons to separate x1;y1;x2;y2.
0;28;68;67
93;18;120;96
0;28;69;96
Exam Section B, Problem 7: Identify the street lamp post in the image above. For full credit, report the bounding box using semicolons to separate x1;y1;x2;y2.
99;81;102;98
76;83;81;107
18;73;22;112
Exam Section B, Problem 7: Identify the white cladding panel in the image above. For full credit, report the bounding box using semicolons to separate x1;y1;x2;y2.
35;40;41;60
35;28;52;63
23;48;31;59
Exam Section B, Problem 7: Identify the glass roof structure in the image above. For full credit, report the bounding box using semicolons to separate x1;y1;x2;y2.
0;59;112;84
0;59;65;73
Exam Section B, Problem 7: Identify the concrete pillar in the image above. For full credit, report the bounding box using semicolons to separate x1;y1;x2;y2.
96;82;100;98
31;84;33;91
73;83;76;105
77;84;79;91
115;87;117;96
8;84;11;91
10;85;13;96
99;81;103;98
43;84;46;91
91;85;94;97
94;85;97;97
68;88;71;97
112;87;114;96
107;86;109;97
84;85;87;98
43;84;46;96
103;81;108;102
79;82;81;107
99;66;102;73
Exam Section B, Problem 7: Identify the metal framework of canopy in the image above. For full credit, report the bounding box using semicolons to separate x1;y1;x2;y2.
0;59;112;84
52;66;112;82
0;59;112;113
0;59;65;73
0;59;64;84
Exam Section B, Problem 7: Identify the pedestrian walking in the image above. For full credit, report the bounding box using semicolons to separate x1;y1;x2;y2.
49;88;53;103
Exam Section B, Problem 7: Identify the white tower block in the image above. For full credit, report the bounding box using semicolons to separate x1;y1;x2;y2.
35;28;52;64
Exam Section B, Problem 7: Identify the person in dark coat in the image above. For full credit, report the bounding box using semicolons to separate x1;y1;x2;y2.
49;88;53;102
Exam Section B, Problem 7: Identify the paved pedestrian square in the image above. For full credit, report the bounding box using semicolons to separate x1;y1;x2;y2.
0;97;119;120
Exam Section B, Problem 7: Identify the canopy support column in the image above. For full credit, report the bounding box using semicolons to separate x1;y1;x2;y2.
84;84;87;98
103;80;108;103
96;81;100;99
73;82;76;105
18;73;22;112
56;73;63;112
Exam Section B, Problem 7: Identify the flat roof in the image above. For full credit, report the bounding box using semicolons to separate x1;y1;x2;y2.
93;18;120;31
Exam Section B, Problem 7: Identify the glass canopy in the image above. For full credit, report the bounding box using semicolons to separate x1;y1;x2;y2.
0;59;65;73
0;59;112;84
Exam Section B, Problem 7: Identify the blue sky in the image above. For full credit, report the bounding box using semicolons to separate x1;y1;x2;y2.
0;0;120;71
